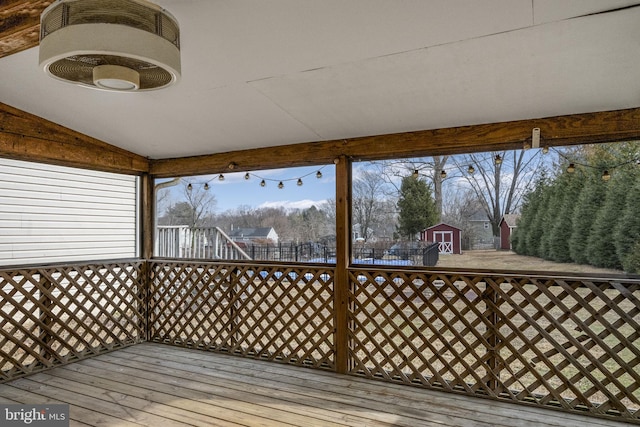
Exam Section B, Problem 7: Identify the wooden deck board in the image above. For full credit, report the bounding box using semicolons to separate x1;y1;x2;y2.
0;343;633;427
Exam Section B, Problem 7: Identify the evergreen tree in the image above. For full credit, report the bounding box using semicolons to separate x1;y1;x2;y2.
623;241;640;274
396;175;438;239
525;186;553;258
586;173;628;269
581;142;640;267
539;182;562;260
614;173;640;272
548;171;584;262
512;176;548;255
569;171;605;264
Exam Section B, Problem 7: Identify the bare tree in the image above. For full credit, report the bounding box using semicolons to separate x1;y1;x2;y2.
353;171;388;242
441;186;484;248
180;179;218;228
155;177;181;222
371;156;449;220
451;150;542;236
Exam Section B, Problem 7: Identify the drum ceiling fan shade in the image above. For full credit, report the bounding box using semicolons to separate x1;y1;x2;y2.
39;0;180;91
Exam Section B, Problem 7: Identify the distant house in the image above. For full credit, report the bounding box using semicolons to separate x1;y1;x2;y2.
499;214;520;250
468;210;495;250
421;223;462;255
229;227;279;244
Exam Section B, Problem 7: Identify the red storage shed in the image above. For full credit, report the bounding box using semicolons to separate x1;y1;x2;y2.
421;223;462;255
499;214;520;250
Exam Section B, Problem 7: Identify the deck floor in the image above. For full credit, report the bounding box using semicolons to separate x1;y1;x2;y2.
0;343;632;427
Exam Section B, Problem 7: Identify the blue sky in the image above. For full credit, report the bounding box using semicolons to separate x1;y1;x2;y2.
160;165;337;213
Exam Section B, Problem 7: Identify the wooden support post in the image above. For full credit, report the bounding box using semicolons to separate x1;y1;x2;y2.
483;281;501;393
334;155;352;374
140;173;154;341
140;261;151;341
140;173;154;260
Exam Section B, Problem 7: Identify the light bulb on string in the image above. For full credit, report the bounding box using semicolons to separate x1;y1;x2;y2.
412;169;419;179
278;181;284;189
567;163;575;173
440;170;447;179
244;173;250;180
187;183;192;191
260;179;266;187
542;146;549;154
218;174;225;181
494;155;502;165
467;165;475;174
602;170;611;182
316;170;323;179
204;183;209;190
297;178;303;186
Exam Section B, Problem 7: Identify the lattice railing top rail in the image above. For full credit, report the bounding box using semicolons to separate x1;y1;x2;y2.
348;267;640;422
0;260;145;382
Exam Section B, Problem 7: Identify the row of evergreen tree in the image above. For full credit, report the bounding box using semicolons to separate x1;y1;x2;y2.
511;142;640;274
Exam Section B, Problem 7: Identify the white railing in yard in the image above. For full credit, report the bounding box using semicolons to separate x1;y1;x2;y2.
156;226;251;260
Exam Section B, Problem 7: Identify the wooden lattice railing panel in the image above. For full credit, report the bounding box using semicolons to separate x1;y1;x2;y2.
349;268;640;422
149;261;335;369
348;270;495;394
0;260;145;382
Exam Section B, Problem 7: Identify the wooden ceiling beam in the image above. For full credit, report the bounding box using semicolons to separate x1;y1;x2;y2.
0;1;53;59
149;107;640;178
0;102;149;174
2;102;639;178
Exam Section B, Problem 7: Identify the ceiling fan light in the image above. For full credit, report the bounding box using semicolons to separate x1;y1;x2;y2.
93;65;140;91
39;0;180;91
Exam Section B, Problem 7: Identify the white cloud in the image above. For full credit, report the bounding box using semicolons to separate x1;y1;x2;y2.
258;199;328;211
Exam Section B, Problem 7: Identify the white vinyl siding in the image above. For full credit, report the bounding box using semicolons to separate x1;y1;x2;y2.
0;158;138;265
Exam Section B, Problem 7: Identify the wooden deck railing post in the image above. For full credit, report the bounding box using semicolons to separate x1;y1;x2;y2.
228;267;240;351
141;261;151;342
483;280;501;393
38;274;54;364
334;155;352;374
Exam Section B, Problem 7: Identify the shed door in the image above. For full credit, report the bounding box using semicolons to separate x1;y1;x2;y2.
434;231;453;254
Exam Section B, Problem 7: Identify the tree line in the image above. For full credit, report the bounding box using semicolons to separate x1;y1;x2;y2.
511;142;640;273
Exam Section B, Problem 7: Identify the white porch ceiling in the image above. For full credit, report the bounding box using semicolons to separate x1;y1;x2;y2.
1;0;639;159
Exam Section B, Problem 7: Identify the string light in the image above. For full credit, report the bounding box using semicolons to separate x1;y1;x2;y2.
184;165;329;191
249;165;327;187
181;147;637;194
552;147;639;179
